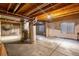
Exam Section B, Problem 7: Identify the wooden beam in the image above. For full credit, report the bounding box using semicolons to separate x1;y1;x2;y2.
13;3;21;13
24;3;49;16
0;9;33;20
0;19;20;24
7;3;12;11
29;3;61;17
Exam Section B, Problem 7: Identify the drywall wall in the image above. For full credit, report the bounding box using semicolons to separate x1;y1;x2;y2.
46;13;79;40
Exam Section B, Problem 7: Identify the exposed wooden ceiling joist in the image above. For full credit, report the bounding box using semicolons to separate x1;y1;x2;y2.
0;3;79;22
24;3;49;16
16;4;32;14
50;4;79;17
13;3;21;13
29;3;61;17
54;6;79;18
7;3;12;11
36;4;79;20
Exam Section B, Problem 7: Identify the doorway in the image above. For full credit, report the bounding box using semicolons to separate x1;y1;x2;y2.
36;21;46;36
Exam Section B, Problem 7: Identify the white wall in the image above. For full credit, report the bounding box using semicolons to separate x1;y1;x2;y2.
46;20;79;40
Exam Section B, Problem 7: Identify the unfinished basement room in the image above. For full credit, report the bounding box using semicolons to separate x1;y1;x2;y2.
0;3;79;56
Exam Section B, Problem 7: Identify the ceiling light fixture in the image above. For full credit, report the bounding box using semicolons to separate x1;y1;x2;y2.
47;14;52;20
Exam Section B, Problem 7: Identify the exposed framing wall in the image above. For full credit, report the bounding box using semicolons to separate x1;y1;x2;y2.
0;17;22;43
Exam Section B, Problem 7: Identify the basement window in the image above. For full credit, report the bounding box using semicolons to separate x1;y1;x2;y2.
61;22;75;33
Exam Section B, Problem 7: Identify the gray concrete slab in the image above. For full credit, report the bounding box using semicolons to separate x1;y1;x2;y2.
5;35;79;56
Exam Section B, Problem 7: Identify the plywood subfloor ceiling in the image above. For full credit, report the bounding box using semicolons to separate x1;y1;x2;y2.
0;3;79;21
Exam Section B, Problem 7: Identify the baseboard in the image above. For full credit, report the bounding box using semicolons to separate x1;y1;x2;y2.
46;36;77;40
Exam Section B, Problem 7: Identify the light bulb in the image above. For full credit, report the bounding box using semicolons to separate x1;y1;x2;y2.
47;15;52;20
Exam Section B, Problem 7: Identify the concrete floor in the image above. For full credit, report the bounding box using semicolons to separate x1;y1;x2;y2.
5;35;79;56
